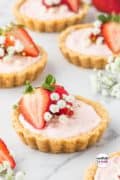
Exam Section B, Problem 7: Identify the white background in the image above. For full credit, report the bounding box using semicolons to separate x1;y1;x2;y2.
0;0;120;180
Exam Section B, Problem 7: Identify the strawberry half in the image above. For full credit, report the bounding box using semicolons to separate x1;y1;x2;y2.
62;0;80;12
7;27;39;57
0;139;16;169
19;88;51;129
92;0;120;14
102;22;120;54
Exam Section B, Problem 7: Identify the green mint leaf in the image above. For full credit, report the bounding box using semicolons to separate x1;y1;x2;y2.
24;81;34;94
42;83;55;91
98;14;120;23
42;74;56;91
45;74;56;85
13;104;18;109
98;14;108;23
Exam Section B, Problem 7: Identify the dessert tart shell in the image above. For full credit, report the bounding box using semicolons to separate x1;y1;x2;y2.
84;152;120;180
0;47;47;88
59;24;109;69
13;0;89;32
12;96;110;153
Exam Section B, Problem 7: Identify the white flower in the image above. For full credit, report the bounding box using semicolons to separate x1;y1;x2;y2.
108;56;114;63
45;0;53;5
93;20;102;28
59;5;69;13
15;40;24;53
50;92;60;101
0;36;5;45
92;28;101;35
53;0;61;4
15;171;25;180
111;84;120;98
7;46;16;56
65;95;75;103
102;76;114;87
101;89;108;97
96;36;104;45
59;115;68;122
49;104;59;113
0;48;4;57
3;55;11;62
57;99;66;109
44;112;53;122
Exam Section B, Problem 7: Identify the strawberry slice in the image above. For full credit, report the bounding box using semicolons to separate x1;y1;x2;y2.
7;27;39;57
102;22;120;54
54;85;68;98
19;88;51;129
0;139;16;169
62;0;80;12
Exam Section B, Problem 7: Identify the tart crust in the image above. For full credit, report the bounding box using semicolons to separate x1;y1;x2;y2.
59;24;109;69
85;152;120;180
13;0;89;32
12;96;110;153
0;47;47;88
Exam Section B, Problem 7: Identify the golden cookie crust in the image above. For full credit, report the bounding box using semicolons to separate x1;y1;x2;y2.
59;24;110;69
85;152;120;180
12;96;110;153
13;0;89;32
0;47;47;88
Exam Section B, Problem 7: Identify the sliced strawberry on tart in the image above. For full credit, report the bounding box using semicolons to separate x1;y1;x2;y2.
12;74;109;153
0;139;25;179
59;14;120;69
13;0;88;32
0;139;16;169
0;23;47;88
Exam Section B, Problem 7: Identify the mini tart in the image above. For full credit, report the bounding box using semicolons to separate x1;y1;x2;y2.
0;47;47;88
13;0;89;32
85;152;120;180
59;24;110;69
12;96;109;153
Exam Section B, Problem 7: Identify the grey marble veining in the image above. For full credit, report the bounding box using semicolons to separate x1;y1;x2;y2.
0;0;120;180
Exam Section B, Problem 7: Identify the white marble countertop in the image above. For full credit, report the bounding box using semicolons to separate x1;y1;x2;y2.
0;0;120;180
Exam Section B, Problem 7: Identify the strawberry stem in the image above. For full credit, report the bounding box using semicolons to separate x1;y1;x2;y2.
24;81;34;94
42;74;56;91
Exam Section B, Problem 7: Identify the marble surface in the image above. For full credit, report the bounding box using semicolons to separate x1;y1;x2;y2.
0;0;120;179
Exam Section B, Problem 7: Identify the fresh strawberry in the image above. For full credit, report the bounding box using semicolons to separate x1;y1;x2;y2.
5;35;15;47
54;85;68;98
60;107;74;116
62;0;80;12
92;0;120;14
7;27;39;57
102;22;120;54
0;139;16;169
19;88;51;129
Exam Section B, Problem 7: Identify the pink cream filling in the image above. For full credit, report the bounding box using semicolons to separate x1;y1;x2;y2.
0;54;41;73
65;28;113;57
95;156;120;180
19;99;101;138
20;0;82;20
